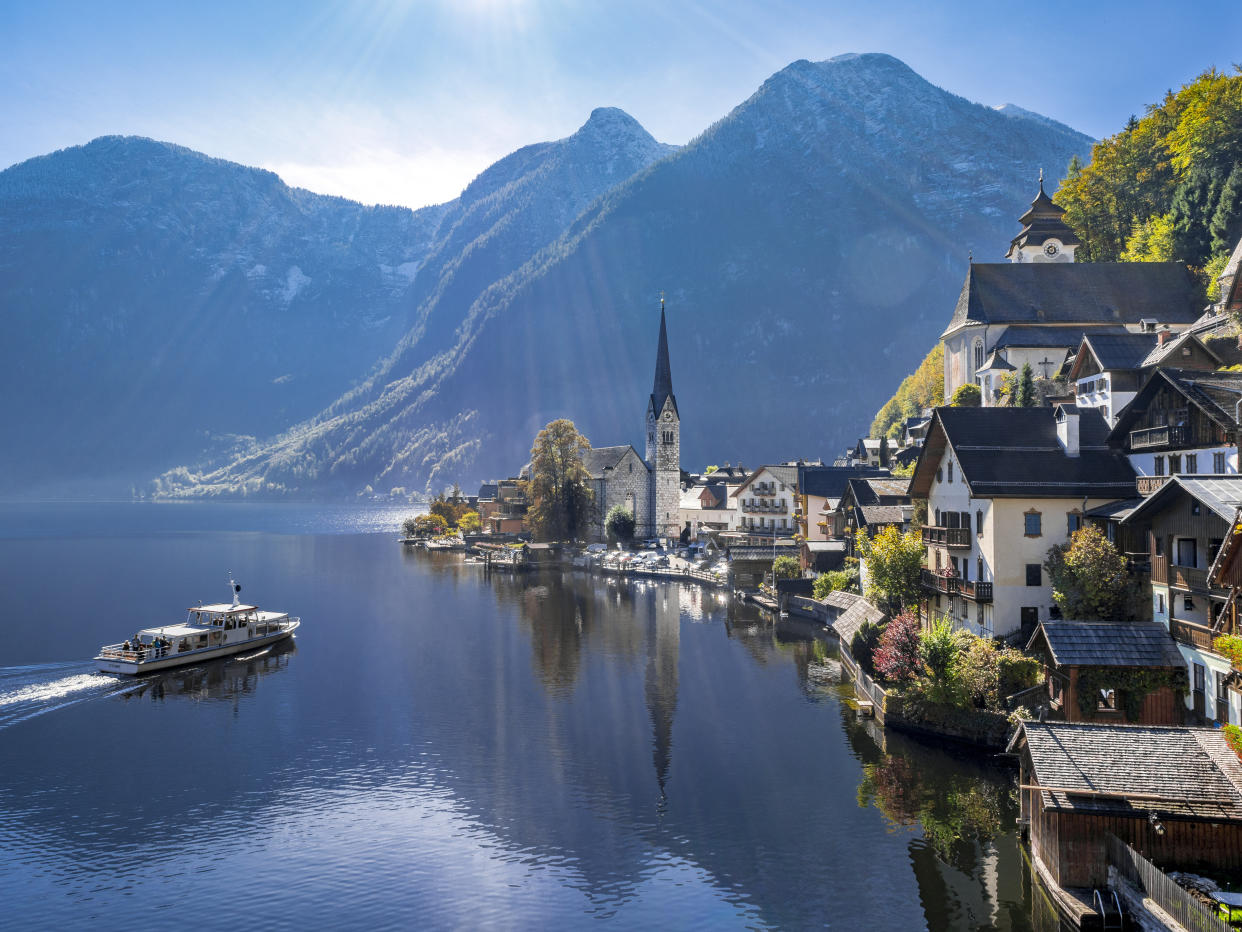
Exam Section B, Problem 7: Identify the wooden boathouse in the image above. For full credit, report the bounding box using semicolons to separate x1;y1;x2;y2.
1011;721;1242;892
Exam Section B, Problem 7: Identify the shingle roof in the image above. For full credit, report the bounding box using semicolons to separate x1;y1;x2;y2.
1110;368;1242;445
915;407;1137;499
1014;722;1242;820
831;595;887;645
582;445;645;479
1123;475;1242;526
1140;331;1221;368
977;349;1016;373
1080;332;1159;370
942;262;1201;338
797;466;890;498
995;325;1124;351
859;505;908;526
1030;621;1184;668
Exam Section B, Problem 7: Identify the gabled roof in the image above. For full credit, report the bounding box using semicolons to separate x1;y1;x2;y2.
1072;332;1159;376
830;594;887;645
797;465;890;499
909;406;1136;500
1011;721;1242;820
1109;368;1242;444
1028;621;1184;668
1121;475;1242;526
477;483;499;500
859;505;908;526
941;262;1201;339
976;349;1016;374
995;325;1123;351
1140;330;1223;369
733;465;799;497
582;445;647;479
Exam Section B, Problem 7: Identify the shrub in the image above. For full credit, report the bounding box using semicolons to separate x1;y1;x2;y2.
1215;634;1242;668
850;620;885;677
773;555;802;580
1225;724;1242;759
920;618;967;702
605;505;636;544
813;568;856;599
874;612;923;686
457;510;482;534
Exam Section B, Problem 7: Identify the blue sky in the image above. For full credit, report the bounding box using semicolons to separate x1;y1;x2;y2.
2;0;1239;209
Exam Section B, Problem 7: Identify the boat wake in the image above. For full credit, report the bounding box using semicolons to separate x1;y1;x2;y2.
0;662;141;730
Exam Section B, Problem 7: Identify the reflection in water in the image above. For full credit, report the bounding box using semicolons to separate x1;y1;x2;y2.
120;638;297;705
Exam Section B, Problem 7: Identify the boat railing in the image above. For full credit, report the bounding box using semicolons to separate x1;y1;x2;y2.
97;643;173;662
99;618;297;662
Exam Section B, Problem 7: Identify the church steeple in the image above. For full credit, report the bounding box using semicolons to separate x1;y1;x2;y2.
650;299;678;418
1005;172;1080;262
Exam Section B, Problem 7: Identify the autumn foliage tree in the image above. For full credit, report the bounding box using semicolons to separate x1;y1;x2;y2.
526;419;595;542
1044;525;1141;620
871;344;944;440
874;612;923;686
856;525;925;614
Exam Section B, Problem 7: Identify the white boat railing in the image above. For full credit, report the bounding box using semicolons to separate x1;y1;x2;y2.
98;618;298;663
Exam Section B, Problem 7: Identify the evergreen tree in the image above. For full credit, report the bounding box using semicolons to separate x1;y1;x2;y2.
605;504;636;544
878;435;890;468
1013;363;1037;408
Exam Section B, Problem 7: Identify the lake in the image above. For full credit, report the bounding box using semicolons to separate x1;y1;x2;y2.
0;503;1054;929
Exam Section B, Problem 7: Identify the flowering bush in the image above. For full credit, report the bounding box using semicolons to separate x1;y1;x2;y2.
874;612;923;685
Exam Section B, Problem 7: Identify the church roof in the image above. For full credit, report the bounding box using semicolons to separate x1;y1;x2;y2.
941;262;1201;339
582;445;647;479
649;305;678;418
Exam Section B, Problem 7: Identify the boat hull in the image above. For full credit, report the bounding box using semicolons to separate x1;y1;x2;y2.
96;622;300;676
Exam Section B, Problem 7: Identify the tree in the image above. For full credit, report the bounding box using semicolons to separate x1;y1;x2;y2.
850;620;885;677
871;344;944;439
605;505;636;544
773;555;802;580
457;510;482;535
1012;363;1036;408
404;513;448;538
526;419;595;542
1044;525;1141;620
920;617;967;703
949;383;981;407
874;612;923;686
878;435;890;468
856;525;925;614
704;465;719;475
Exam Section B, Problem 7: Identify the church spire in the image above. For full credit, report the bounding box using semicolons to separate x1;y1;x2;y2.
650;297;677;417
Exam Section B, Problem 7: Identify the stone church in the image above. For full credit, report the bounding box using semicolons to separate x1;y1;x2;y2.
584;304;681;542
941;177;1204;405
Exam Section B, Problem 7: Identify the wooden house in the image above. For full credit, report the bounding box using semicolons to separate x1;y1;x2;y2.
1025;621;1185;725
1011;721;1242;889
1121;475;1242;724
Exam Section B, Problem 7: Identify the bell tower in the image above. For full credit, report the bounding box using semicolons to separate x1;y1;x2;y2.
1005;171;1080;263
646;299;680;539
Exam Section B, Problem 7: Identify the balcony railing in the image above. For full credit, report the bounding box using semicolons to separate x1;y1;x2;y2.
1169;564;1210;592
922;526;972;549
1136;475;1170;496
1129;424;1190;451
919;569;993;602
1171;618;1216;652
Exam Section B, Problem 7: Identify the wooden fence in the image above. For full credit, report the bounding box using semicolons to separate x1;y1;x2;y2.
839;646;888;713
1107;834;1231;932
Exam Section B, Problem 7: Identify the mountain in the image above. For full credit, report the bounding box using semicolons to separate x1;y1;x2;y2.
0;110;672;497
0;136;447;496
155;53;1094;501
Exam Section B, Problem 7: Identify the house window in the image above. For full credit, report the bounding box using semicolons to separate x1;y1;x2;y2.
1191;501;1201;516
1218;671;1230;724
1155;535;1164;557
976;510;983;535
1107;522;1116;543
947;461;954;483
1026;564;1042;587
1169;454;1182;474
977;558;983;580
1211;538;1224;563
1097;688;1117;711
1215;452;1227;473
935;509;941;526
1154;456;1165;477
960;511;971;533
1186;453;1199;473
1067;512;1082;534
1024;511;1042;537
1195;663;1206;696
1185;596;1195;612
1157;593;1165;614
1176;538;1197;568
937;467;943;483
974;339;985;373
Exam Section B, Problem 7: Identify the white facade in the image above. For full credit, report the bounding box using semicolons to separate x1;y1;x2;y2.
1009;236;1076;264
731;468;796;537
1074;373;1135;426
1125;446;1238;482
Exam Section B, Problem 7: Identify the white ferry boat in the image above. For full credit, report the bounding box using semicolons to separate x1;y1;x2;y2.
96;577;300;676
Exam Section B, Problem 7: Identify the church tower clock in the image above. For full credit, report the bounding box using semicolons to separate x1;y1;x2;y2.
645;300;680;540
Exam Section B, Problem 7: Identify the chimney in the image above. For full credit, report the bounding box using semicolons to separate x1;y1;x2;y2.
1056;406;1080;457
1158;329;1171;347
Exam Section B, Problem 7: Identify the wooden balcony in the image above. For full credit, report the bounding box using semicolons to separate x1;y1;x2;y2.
919;569;992;602
922;526;972;549
1169;564;1210;592
1170;618;1215;652
1129;424;1190;451
1136;475;1169;496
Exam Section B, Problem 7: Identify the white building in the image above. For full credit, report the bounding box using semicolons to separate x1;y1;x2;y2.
910;406;1137;640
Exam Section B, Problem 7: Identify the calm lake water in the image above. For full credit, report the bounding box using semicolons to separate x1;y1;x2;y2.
0;503;1056;929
